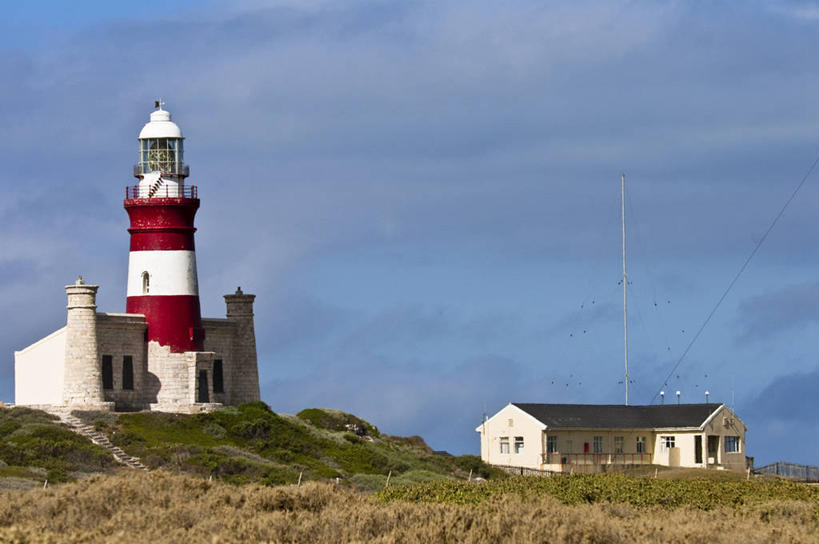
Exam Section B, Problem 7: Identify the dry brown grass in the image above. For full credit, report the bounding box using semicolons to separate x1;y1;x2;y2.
0;471;816;543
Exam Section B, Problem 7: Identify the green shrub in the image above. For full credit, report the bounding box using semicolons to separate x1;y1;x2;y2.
202;422;227;439
231;419;272;440
260;466;300;486
296;409;380;437
45;467;70;483
379;473;819;509
453;454;508;480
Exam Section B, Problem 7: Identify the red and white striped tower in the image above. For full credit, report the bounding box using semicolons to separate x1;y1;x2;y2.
124;102;204;352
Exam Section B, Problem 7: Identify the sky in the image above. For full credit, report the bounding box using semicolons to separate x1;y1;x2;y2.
1;0;819;465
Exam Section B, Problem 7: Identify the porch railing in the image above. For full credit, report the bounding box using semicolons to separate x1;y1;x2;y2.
542;452;653;465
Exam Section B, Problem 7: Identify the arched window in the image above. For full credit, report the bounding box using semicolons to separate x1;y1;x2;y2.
142;271;150;294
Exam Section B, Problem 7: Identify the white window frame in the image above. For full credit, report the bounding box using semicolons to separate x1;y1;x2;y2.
593;436;603;453
661;435;676;449
514;436;524;454
614;436;624;454
546;436;558;454
499;437;510;454
636;436;646;453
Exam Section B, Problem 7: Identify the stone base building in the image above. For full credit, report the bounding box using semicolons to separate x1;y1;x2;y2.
14;104;261;413
14;278;260;413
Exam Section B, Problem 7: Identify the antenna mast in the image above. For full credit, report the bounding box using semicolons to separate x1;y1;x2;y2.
621;173;630;405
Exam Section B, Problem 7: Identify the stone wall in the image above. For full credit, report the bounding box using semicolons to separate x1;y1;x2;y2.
224;288;260;404
62;278;112;410
96;313;148;411
202;318;236;405
15;280;262;413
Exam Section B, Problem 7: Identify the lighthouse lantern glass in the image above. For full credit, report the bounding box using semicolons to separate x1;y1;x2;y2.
139;138;184;174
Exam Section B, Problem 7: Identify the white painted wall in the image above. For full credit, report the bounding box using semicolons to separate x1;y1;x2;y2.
14;327;66;405
477;404;545;470
127;250;199;296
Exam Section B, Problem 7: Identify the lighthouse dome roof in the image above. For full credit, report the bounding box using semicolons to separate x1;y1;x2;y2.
138;107;183;139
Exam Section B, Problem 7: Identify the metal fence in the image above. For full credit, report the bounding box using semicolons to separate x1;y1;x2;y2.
753;462;819;482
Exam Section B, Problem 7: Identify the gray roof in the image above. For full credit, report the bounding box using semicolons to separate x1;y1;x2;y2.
512;403;722;429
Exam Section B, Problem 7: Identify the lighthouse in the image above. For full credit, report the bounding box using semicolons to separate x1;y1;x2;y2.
124;102;204;352
13;102;260;412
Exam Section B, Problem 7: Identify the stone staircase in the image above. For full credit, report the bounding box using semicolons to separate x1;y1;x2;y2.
48;410;148;471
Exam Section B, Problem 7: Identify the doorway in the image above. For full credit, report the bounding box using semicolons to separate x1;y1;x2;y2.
695;436;703;464
197;370;209;403
707;435;719;464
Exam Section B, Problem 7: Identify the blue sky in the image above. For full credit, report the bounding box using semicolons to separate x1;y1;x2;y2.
2;0;819;465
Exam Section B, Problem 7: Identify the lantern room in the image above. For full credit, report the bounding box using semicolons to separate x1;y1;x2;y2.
137;101;186;176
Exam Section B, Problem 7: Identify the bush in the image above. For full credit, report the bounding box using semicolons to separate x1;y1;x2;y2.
231;419;272;440
378;473;819;509
453;454;508;479
296;409;380;437
203;422;227;439
260;466;300;486
45;467;70;483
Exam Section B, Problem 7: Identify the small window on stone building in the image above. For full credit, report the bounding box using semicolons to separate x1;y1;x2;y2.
636;436;647;453
102;355;113;390
614;436;624;454
141;271;150;294
122;356;134;390
593;436;603;453
213;359;224;394
725;436;740;453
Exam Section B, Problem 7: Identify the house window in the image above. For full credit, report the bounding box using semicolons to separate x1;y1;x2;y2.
508;418;514;427
725;436;740;453
122;356;134;390
547;436;558;454
661;436;676;449
213;359;224;394
514;436;524;454
101;355;113;390
500;437;510;454
636;436;646;453
593;436;603;453
614;436;624;454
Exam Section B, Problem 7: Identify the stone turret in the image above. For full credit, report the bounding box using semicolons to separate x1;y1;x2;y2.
63;277;112;409
224;287;260;402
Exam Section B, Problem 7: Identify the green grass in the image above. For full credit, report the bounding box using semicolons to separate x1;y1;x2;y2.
0;407;113;482
378;472;819;509
74;403;499;487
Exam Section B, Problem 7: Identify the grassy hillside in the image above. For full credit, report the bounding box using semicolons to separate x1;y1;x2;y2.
0;407;113;487
68;402;503;489
0;471;816;543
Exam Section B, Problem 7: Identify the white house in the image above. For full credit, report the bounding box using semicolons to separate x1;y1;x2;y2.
476;403;748;472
